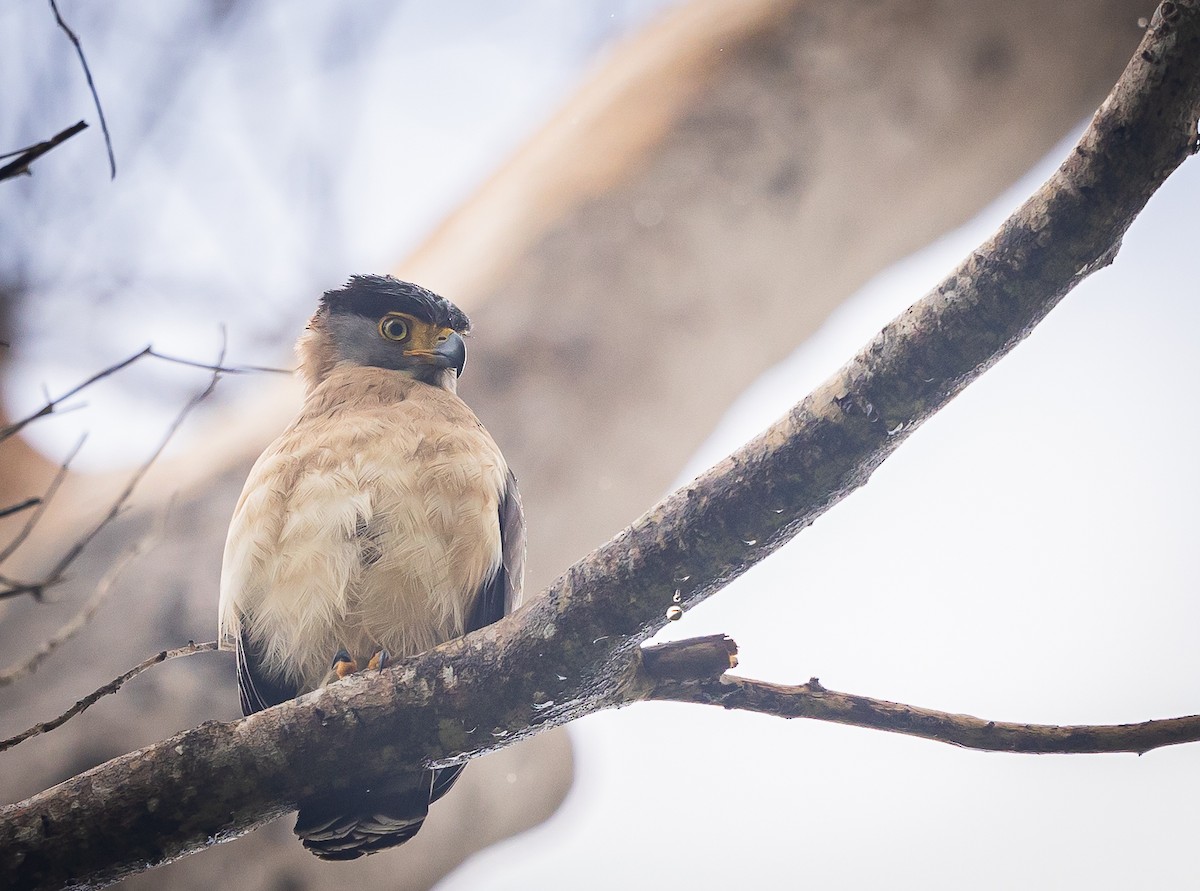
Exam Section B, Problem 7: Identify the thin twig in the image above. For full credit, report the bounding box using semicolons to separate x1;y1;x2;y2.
0;435;85;564
146;347;291;376
0;142;50;161
1;344;285;443
0;503;171;689
645;669;1200;756
0;343;227;601
0;121;88;182
0;642;219;753
0;498;41;520
47;1;114;178
1;350;150;442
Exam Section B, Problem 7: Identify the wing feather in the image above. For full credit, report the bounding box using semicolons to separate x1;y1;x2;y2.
465;469;525;632
437;468;524;804
237;625;298;715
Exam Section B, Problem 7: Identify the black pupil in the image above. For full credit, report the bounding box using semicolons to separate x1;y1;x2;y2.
385;319;407;339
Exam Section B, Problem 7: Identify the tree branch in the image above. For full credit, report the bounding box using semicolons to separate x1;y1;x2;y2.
0;435;84;565
641;659;1200;756
0;342;282;445
0;642;219;754
0;498;41;520
2;2;1199;888
0;121;88;183
0;342;246;602
0;504;169;690
47;1;114;178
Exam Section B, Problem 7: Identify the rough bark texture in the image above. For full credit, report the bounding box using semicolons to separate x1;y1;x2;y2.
2;2;1197;887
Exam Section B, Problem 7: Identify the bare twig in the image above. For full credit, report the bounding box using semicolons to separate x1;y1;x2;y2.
0;642;219;754
0;435;85;565
1;351;149;442
145;347;291;376
1;345;287;444
0;498;41;520
0;345;226;601
1;141;58;161
46;2;114;178
639;645;1200;755
0;121;88;182
0;504;170;689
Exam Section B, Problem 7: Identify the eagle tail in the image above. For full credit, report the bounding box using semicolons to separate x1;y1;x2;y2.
294;766;465;860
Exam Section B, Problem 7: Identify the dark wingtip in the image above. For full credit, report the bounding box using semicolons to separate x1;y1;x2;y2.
299;819;425;860
297;813;426;859
295;780;432;859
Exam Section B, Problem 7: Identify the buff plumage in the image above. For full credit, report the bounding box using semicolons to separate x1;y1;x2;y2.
218;276;523;858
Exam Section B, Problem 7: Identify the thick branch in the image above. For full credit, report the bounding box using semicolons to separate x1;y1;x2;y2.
2;3;1199;888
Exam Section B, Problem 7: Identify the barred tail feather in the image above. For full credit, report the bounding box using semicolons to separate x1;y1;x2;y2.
295;766;465;860
295;775;429;860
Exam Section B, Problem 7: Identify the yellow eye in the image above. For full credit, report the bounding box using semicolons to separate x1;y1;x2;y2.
379;314;410;342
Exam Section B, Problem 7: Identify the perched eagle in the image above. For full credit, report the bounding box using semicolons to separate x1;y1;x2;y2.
219;275;524;859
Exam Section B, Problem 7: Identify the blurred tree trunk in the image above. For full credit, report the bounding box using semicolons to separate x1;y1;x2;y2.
0;1;1147;888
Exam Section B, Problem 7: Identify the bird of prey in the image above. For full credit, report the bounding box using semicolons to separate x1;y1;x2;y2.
218;275;524;860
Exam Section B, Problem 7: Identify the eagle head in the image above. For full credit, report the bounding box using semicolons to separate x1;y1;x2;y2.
297;275;471;391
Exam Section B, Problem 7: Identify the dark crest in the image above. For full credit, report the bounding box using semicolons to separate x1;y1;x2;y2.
320;275;470;333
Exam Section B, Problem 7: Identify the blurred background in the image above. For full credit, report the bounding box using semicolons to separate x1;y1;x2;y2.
2;0;1197;888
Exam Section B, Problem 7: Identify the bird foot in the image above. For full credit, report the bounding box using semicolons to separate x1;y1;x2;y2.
326;648;387;684
330;649;358;679
367;648;390;671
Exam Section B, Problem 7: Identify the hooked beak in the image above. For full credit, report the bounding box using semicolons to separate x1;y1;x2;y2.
430;331;466;377
404;330;466;377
